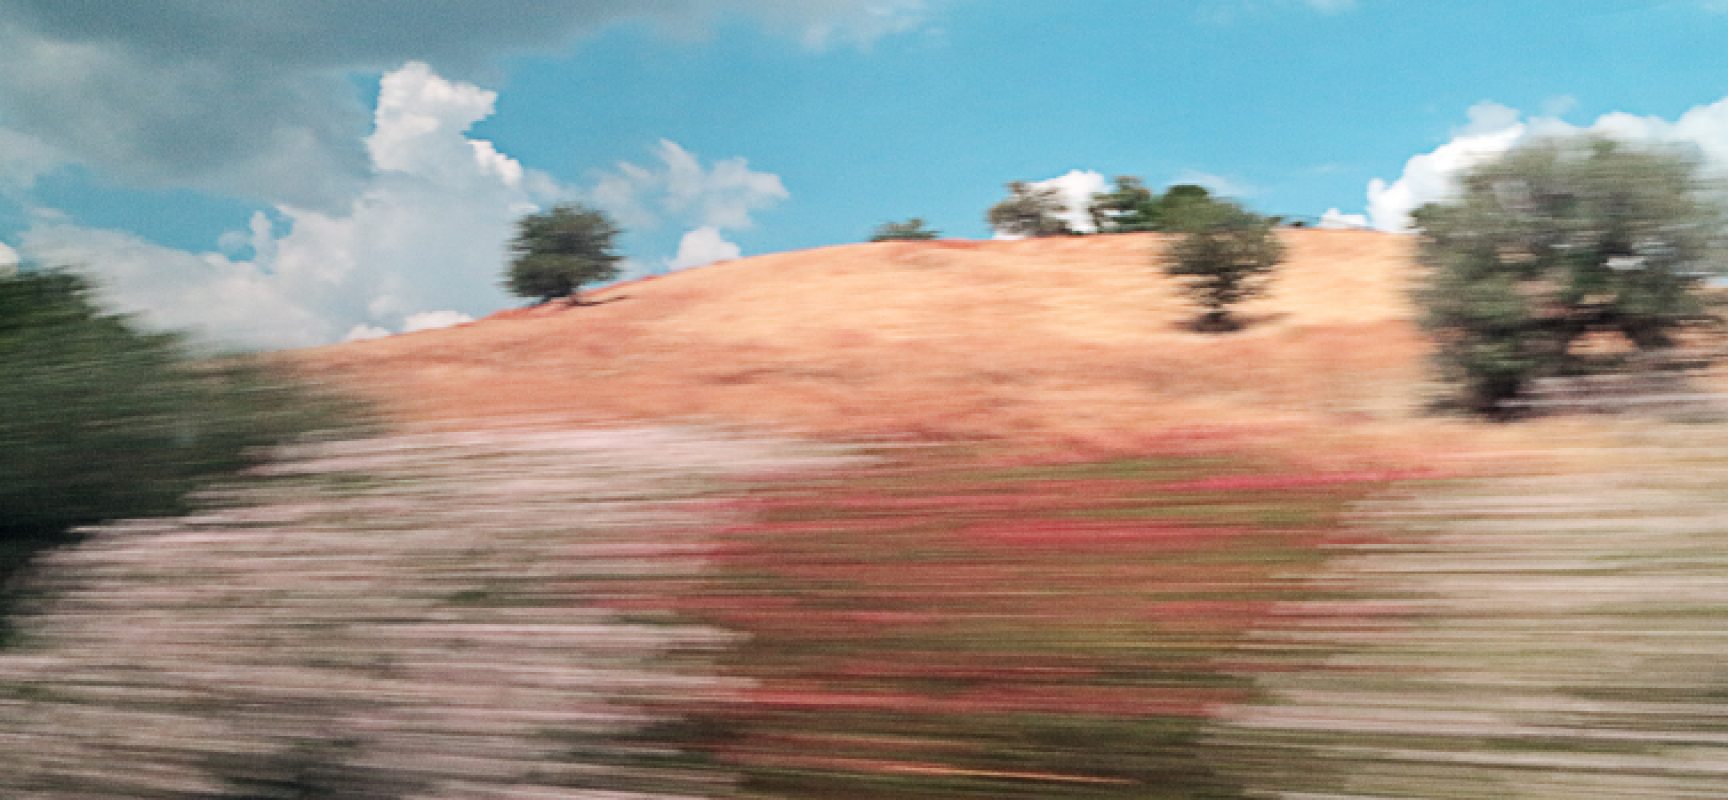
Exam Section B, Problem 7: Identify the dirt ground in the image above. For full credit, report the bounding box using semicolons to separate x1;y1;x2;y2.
291;230;1618;470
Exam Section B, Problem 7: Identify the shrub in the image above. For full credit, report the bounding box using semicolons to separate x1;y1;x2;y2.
1162;202;1285;332
987;181;1073;238
504;203;623;303
1089;175;1159;233
1089;179;1236;234
0;271;354;582
1412;136;1723;416
869;217;941;242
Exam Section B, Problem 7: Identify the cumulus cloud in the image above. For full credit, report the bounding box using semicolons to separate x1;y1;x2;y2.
15;62;786;349
1317;208;1369;229
0;1;935;207
22;221;337;348
667;226;742;271
402;309;475;333
0;241;19;270
592;140;789;233
1030;169;1109;234
344;324;393;342
1354;96;1728;232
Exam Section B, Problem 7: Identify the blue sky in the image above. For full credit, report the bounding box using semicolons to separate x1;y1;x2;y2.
3;1;1728;348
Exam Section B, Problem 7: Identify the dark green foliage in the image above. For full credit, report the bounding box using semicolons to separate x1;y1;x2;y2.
1162;202;1285;332
1090;179;1237;234
504;203;623;303
0;271;355;571
869;217;941;242
1089;175;1159;232
1412;137;1724;416
986;181;1073;237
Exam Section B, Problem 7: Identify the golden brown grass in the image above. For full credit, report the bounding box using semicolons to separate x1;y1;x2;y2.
292;230;1615;469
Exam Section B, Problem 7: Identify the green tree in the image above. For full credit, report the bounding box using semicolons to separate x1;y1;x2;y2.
1412;136;1723;416
0;271;354;610
870;217;941;241
1088;180;1234;234
1089;175;1158;233
1154;184;1228;231
987;181;1073;238
1162;201;1285;332
504;203;623;303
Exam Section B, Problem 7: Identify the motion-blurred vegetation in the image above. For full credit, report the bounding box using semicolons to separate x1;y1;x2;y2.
1413;137;1726;416
1163;201;1286;332
0;271;360;592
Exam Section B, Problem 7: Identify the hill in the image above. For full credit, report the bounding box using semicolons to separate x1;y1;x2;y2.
295;230;1515;464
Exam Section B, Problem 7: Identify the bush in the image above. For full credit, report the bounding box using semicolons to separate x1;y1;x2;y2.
1089;179;1234;234
0;271;354;578
1412;137;1723;416
987;181;1073;238
504;203;623;303
869;217;941;242
1089;176;1158;233
1162;202;1285;331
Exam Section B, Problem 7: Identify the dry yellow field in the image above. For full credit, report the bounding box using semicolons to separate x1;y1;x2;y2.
294;230;1607;468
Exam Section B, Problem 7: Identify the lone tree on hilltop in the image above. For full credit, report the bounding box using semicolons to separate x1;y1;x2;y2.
870;217;941;242
1162;200;1284;332
504;203;623;304
987;181;1073;238
1412;136;1724;417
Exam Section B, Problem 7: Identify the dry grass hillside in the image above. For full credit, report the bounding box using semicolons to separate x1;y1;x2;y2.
296;230;1568;466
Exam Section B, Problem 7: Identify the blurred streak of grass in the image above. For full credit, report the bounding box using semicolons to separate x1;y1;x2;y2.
671;448;1384;798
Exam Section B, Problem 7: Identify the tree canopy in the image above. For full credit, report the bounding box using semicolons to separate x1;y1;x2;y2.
1412;136;1725;415
1089;178;1233;234
870;217;941;242
1162;201;1285;332
504;203;624;303
987;182;1073;238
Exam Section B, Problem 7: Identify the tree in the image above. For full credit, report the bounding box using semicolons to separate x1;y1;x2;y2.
1154;184;1228;232
504;203;623;303
987;181;1073;238
0;271;353;611
870;217;941;242
1087;179;1234;234
1412;136;1724;416
1162;201;1285;332
1089;175;1158;233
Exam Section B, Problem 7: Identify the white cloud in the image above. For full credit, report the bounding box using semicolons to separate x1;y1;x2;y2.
0;2;935;207
1361;101;1529;232
1317;208;1369;229
667;226;742;271
402;309;474;333
1356;95;1728;232
18;62;551;348
1029;169;1109;234
22;222;337;348
14;62;787;349
592;140;789;233
344;324;393;342
0;240;18;271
